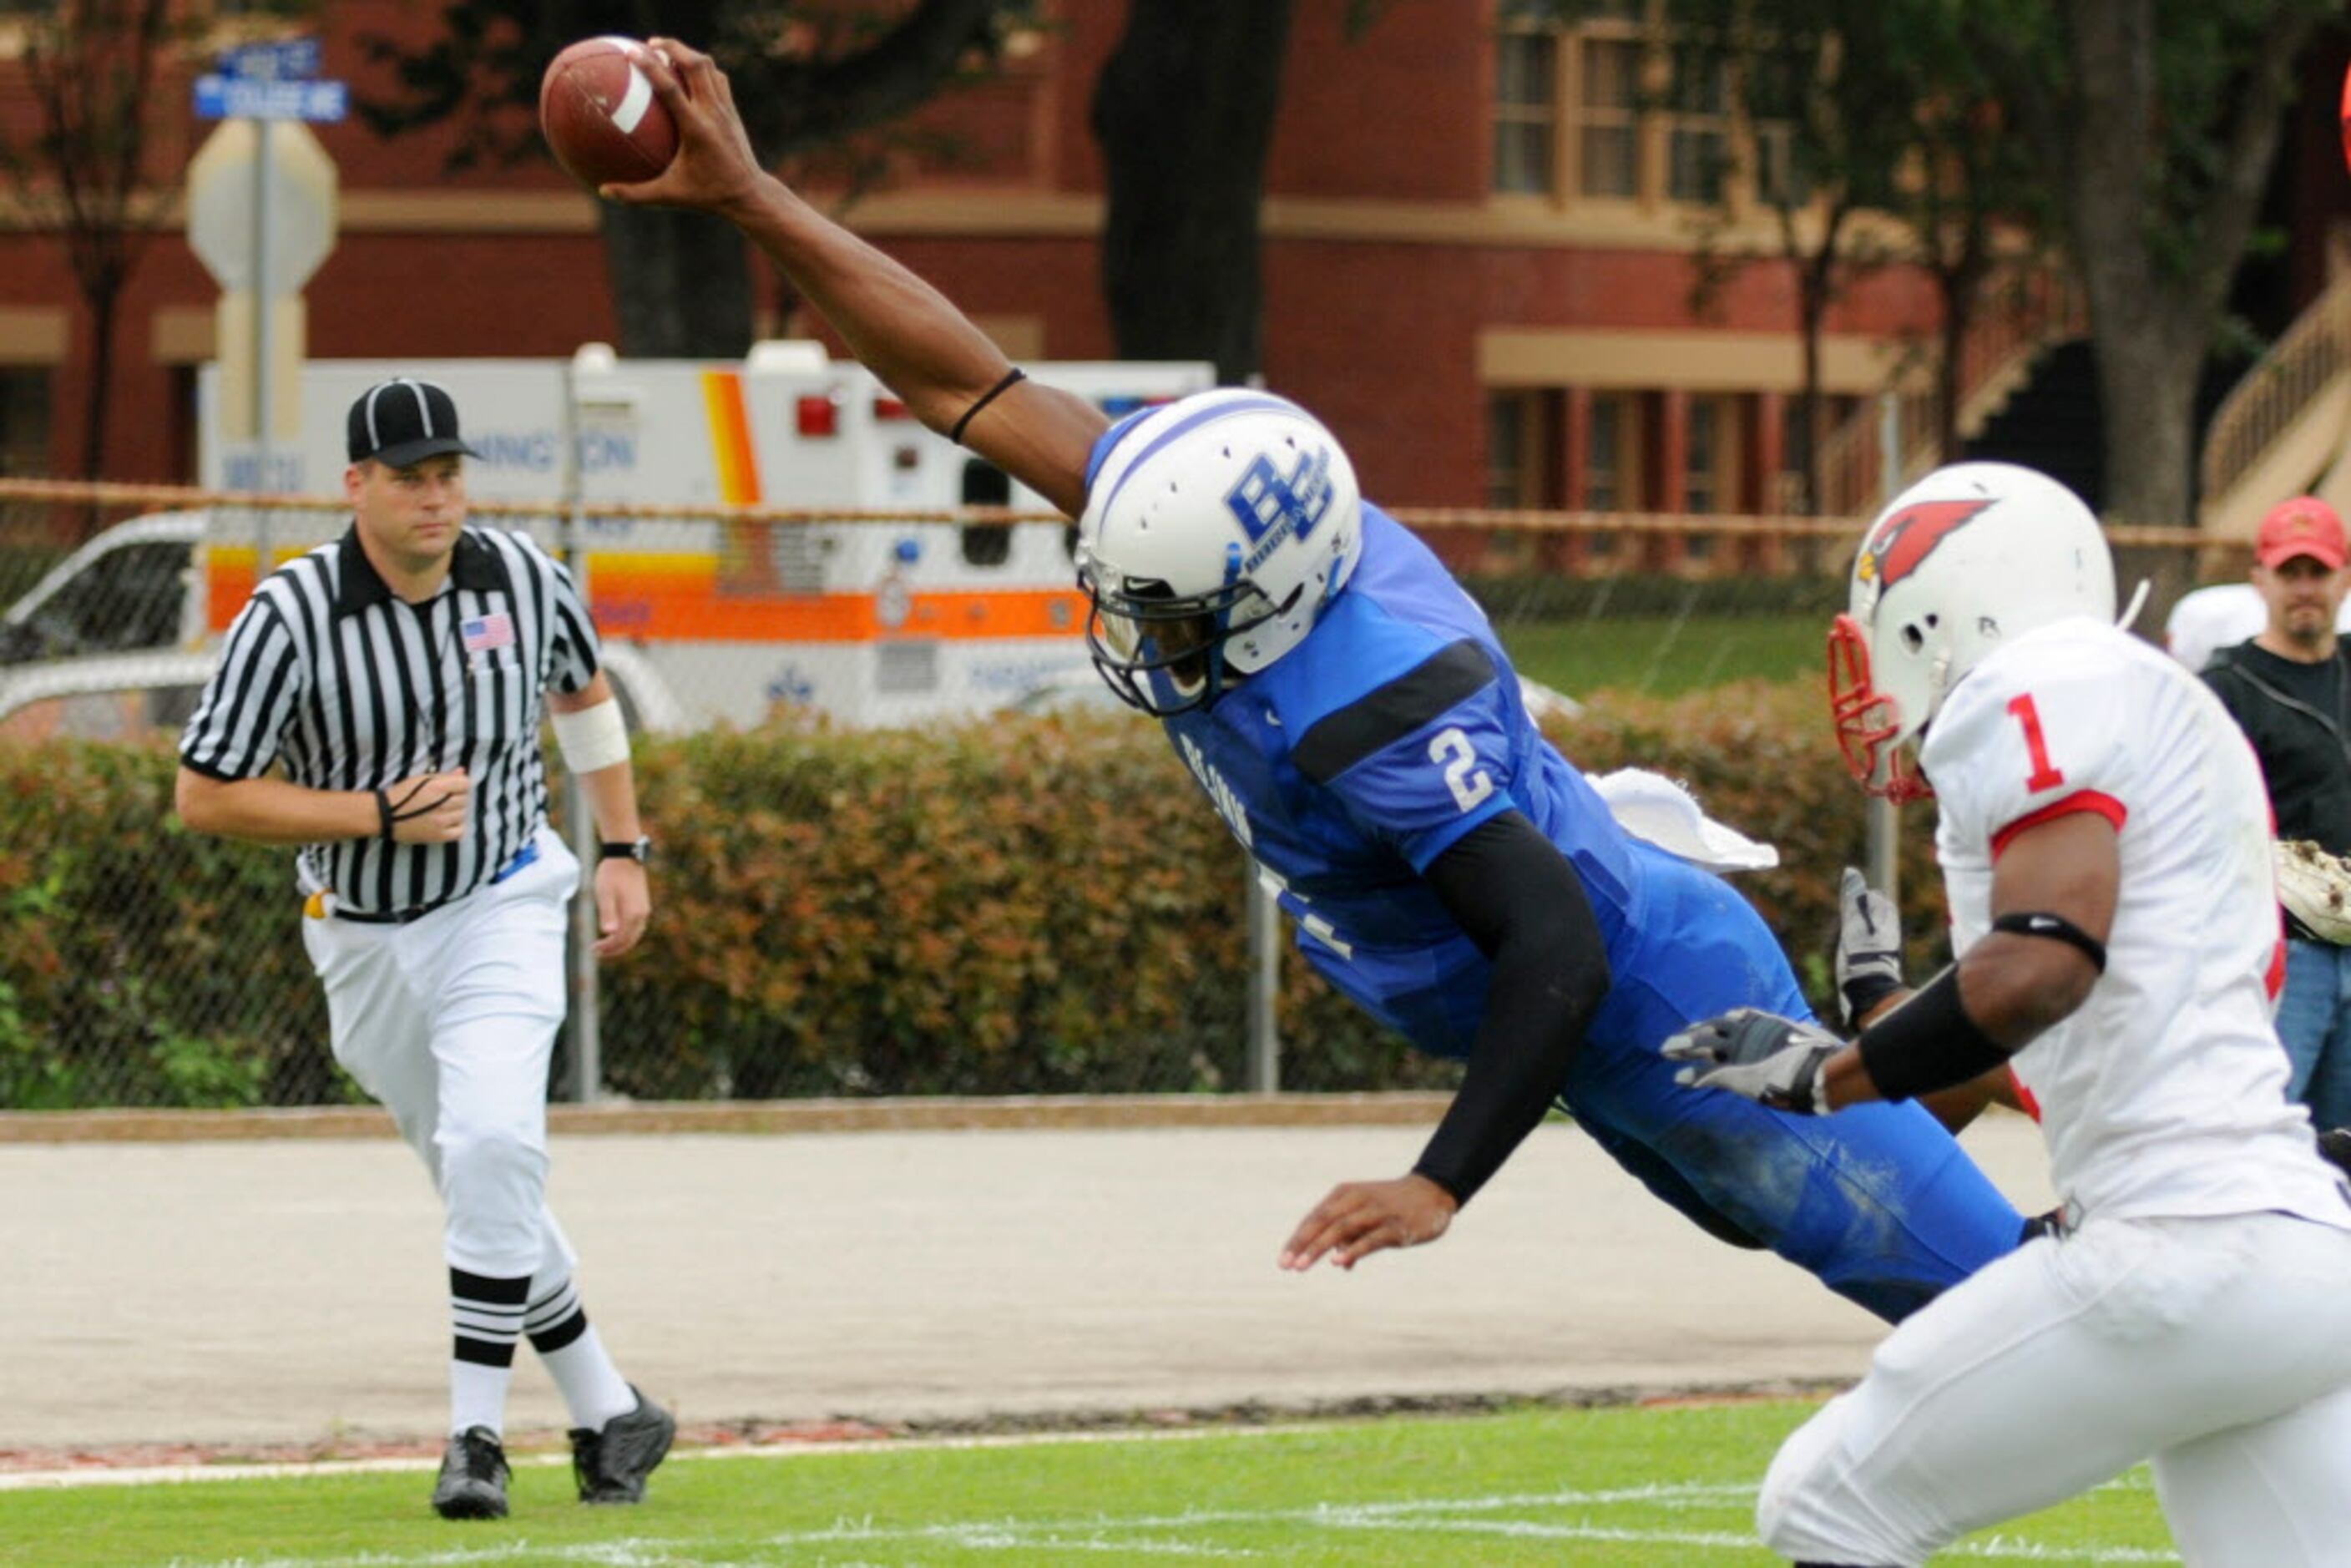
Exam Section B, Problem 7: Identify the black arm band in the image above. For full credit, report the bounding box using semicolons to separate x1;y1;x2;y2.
948;367;1026;445
1853;964;2012;1103
1990;911;2107;973
373;787;395;842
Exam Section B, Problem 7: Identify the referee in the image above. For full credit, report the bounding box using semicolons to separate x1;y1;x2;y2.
176;377;674;1520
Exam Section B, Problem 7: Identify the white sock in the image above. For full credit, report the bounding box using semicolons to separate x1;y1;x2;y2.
539;1323;639;1432
448;1267;526;1438
449;1359;513;1438
526;1272;638;1432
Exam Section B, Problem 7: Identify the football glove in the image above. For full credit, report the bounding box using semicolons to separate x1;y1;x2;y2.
1834;867;1905;1029
1661;1007;1842;1116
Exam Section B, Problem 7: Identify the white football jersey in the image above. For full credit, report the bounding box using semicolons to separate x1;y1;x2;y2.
1923;616;2351;1227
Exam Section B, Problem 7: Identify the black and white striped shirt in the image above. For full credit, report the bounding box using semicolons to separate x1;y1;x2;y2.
180;524;602;918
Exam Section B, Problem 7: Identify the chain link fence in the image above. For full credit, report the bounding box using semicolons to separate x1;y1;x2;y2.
0;481;2245;1110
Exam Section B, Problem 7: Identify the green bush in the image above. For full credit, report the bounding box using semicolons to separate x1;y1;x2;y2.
0;680;1949;1109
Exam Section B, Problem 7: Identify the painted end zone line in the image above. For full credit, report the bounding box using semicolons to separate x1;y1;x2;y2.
0;1421;1321;1492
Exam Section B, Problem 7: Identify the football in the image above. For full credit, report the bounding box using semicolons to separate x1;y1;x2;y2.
539;36;679;192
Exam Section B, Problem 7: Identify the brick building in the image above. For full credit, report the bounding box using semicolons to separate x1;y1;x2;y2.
0;2;2337;514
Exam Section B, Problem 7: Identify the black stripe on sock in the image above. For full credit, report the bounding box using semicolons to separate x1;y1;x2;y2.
450;1267;532;1305
453;1334;519;1368
528;1308;590;1354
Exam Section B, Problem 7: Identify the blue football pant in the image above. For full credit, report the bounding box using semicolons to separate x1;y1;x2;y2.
1563;852;2024;1323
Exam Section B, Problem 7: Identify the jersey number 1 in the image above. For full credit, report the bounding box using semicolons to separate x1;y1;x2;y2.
2006;694;2066;792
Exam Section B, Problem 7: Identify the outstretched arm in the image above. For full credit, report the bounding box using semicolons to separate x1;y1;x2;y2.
604;39;1105;518
1279;812;1610;1271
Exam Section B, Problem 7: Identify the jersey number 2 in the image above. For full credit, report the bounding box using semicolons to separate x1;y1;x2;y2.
2006;694;2066;792
1428;726;1495;812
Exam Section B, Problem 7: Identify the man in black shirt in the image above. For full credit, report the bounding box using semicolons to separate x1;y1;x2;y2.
2204;495;2351;1133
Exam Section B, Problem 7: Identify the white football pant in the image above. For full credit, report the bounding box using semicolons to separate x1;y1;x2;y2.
302;825;580;1279
1760;1210;2351;1566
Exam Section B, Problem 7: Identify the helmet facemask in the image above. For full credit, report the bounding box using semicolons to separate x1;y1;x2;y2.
1082;569;1297;717
1828;612;1934;802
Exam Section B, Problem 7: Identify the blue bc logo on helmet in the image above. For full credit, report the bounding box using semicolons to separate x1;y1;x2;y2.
1225;447;1334;570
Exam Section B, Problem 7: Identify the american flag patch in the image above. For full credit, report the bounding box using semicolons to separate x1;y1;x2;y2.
462;612;514;655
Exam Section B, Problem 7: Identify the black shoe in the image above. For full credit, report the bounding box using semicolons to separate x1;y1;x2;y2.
431;1425;510;1520
570;1386;675;1504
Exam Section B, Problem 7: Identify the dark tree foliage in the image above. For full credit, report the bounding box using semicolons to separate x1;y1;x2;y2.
356;1;1034;357
0;0;184;489
1962;0;2337;526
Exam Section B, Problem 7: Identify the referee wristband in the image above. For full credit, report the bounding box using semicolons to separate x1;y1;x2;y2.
551;696;630;775
1853;965;2011;1103
372;787;395;842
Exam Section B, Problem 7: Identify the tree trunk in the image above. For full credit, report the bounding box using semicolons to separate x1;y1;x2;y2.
595;204;756;357
1093;0;1297;385
78;271;121;492
2008;0;2317;525
1932;247;1986;467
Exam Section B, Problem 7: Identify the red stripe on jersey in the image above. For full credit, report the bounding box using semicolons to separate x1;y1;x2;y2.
2008;1067;2041;1124
1990;790;2128;861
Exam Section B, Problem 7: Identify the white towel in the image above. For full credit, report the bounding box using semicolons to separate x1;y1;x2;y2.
1587;766;1779;873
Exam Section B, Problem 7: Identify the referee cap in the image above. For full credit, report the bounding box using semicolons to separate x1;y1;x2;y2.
347;378;482;468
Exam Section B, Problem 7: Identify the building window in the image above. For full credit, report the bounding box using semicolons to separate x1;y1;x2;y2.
1486;391;1556;509
1493;30;1557;195
1586;392;1641;513
1684;392;1737;515
0;367;51;477
1494;1;1794;212
1664;46;1732;205
1573;30;1641;199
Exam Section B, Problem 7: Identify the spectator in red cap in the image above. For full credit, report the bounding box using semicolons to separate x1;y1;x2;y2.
2204;494;2351;1130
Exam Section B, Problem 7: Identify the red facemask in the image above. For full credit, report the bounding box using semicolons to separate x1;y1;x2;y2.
1828;614;1931;802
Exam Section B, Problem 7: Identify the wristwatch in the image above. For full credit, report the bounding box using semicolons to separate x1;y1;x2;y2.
599;836;654;864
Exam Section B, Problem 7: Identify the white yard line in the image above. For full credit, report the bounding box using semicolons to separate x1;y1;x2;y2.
137;1471;2177;1568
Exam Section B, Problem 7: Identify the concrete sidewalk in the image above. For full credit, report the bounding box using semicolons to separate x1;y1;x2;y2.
0;1114;2054;1454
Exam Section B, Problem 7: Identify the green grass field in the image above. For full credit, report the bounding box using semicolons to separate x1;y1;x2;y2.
1498;614;1827;700
0;1402;2176;1567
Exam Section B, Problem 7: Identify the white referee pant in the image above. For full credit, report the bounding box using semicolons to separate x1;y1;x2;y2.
1759;1210;2351;1566
302;824;581;1280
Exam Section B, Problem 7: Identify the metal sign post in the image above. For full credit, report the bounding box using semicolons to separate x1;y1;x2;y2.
1868;392;1902;903
190;37;343;572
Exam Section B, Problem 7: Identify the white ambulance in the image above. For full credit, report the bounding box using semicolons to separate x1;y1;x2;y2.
194;345;1214;729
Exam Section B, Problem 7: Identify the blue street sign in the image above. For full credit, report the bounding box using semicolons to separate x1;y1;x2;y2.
194;76;347;123
220;37;322;82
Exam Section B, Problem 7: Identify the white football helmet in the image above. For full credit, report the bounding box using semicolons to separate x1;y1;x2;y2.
1830;461;2113;800
1074;389;1363;716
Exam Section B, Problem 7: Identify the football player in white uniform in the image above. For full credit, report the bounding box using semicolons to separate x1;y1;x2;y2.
1665;462;2351;1566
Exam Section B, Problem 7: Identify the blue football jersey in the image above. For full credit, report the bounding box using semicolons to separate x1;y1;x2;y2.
1159;503;1668;1060
1084;417;2025;1326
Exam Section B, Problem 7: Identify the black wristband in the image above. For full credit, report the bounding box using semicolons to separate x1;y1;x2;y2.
373;787;395;842
949;367;1026;445
1854;965;2011;1103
